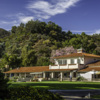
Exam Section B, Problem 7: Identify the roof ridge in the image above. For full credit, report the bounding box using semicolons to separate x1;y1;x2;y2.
53;52;100;59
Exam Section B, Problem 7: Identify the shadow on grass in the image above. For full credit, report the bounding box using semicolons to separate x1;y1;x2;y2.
9;82;100;90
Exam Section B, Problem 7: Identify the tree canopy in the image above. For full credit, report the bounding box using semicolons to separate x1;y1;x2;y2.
0;20;100;69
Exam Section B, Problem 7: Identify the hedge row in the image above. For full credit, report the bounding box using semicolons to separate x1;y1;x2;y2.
7;86;63;100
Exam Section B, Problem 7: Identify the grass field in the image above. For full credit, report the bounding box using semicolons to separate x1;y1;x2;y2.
9;81;100;90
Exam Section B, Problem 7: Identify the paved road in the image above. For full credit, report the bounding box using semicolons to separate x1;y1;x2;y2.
49;89;100;100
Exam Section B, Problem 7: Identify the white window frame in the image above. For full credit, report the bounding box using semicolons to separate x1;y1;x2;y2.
63;59;67;65
58;59;63;65
77;59;81;64
70;59;74;64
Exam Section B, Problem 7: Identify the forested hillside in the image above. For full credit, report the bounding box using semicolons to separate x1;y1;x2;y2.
0;20;100;69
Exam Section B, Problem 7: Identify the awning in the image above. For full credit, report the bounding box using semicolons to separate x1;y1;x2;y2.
30;72;43;74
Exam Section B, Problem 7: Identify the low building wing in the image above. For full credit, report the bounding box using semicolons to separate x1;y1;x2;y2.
4;66;77;74
78;67;100;72
87;61;100;67
78;61;100;72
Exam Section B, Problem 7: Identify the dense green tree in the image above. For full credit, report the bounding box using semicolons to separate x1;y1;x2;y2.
11;26;17;34
0;42;5;58
65;30;74;40
21;47;36;66
1;54;21;69
0;20;100;69
25;20;41;33
0;28;10;38
36;57;50;66
69;38;81;48
16;23;25;34
46;21;62;33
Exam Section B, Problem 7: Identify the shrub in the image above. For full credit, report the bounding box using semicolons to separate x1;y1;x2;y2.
9;76;17;82
8;86;63;100
76;76;86;81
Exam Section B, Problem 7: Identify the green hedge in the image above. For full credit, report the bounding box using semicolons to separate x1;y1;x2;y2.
7;86;63;100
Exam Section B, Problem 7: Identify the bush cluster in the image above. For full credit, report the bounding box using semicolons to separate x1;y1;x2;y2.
7;86;63;100
76;76;86;81
0;72;63;100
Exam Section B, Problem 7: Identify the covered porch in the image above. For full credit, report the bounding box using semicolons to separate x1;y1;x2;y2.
43;71;77;81
5;72;43;82
4;66;78;82
92;71;100;81
5;70;77;82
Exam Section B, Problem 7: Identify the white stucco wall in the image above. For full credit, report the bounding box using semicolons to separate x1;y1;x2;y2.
49;65;59;69
67;59;70;64
68;64;78;69
60;65;68;69
54;59;59;65
51;57;85;69
52;55;100;70
79;71;94;81
79;57;84;64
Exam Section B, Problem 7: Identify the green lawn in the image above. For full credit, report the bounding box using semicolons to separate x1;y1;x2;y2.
8;81;100;90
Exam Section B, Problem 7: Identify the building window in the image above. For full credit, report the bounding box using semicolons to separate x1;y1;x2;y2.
77;59;81;64
70;59;74;64
58;60;62;65
63;59;67;65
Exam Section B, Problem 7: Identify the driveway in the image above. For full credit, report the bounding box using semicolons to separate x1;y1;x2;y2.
49;89;100;100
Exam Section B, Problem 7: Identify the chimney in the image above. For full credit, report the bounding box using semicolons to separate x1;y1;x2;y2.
77;48;85;53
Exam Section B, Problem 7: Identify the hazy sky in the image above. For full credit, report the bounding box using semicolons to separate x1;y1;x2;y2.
0;0;100;34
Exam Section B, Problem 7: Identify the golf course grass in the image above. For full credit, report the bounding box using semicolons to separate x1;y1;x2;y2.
9;81;100;90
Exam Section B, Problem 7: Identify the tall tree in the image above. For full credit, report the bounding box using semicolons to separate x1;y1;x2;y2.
11;26;17;34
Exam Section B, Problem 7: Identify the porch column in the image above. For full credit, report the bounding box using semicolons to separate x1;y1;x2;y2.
60;72;63;81
25;73;26;78
70;71;73;77
70;71;73;81
43;72;46;78
14;73;17;77
51;72;54;78
10;73;12;79
19;73;21;78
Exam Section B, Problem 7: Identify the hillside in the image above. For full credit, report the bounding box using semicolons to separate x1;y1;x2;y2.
0;20;100;69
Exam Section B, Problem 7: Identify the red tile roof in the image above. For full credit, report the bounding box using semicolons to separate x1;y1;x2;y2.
78;61;100;72
78;67;100;72
53;53;100;59
4;66;77;73
87;61;100;67
4;66;49;73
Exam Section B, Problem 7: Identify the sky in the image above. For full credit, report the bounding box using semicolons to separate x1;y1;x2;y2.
0;0;100;35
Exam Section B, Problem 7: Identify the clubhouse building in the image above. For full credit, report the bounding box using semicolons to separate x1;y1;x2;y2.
4;48;100;81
